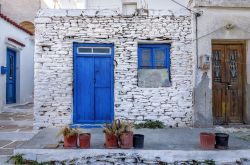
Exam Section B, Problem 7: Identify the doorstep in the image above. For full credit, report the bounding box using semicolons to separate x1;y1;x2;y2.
14;128;250;163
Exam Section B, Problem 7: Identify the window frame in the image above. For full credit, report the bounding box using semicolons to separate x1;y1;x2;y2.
77;47;111;55
138;44;170;70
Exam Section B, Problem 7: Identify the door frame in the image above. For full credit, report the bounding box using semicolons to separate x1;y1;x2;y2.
73;42;114;124
212;40;247;124
6;47;17;104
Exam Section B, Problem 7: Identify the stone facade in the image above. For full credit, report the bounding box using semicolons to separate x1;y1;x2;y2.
34;9;193;128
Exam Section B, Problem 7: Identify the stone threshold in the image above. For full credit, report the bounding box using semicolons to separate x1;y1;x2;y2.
14;148;250;163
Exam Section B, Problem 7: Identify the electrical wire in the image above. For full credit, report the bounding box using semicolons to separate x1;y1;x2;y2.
167;0;198;14
193;26;224;41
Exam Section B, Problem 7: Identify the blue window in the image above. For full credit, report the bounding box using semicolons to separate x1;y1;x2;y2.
138;44;170;69
137;44;171;88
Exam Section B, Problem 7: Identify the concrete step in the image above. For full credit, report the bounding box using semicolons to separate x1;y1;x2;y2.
2;103;33;114
14;148;250;164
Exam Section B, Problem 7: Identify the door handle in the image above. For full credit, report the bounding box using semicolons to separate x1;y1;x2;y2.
227;84;232;90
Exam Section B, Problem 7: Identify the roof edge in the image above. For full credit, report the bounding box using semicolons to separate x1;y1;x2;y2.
0;13;34;36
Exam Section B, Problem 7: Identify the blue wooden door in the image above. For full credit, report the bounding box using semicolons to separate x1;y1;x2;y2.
6;48;16;104
73;43;114;124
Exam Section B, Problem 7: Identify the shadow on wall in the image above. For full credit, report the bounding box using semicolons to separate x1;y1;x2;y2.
194;72;213;128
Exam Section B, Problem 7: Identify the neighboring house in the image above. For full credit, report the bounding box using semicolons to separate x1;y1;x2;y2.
191;0;250;127
0;13;34;111
0;0;188;34
0;0;40;34
34;0;192;128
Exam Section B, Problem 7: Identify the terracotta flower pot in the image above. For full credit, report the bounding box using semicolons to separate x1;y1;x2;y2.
104;133;118;149
200;132;215;150
64;135;77;148
79;133;91;149
120;132;133;149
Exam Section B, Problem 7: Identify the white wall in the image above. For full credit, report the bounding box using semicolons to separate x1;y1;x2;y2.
86;0;189;10
40;0;189;10
193;7;250;125
196;8;250;86
0;18;34;111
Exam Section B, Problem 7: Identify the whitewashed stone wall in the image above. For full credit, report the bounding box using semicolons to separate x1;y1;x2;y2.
34;9;193;128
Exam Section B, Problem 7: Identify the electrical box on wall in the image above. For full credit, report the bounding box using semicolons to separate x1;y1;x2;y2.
199;54;210;70
1;66;7;75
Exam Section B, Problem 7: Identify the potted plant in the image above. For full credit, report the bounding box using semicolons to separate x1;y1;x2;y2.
103;121;119;149
200;132;215;150
79;129;91;149
57;126;78;148
118;121;134;149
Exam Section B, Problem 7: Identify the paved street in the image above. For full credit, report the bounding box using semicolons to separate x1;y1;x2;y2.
0;103;36;164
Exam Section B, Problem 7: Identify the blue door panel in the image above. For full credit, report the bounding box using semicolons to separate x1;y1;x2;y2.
94;58;112;121
73;43;114;124
94;58;111;87
6;48;16;104
76;57;94;121
95;87;111;121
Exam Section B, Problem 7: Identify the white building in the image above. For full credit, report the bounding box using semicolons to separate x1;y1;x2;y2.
34;0;192;128
0;13;34;111
191;0;250;127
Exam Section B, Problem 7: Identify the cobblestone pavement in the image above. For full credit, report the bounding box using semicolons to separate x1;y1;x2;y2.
0;103;36;164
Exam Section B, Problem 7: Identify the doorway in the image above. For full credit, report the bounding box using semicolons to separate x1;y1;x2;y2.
73;43;114;124
6;48;17;104
212;42;245;125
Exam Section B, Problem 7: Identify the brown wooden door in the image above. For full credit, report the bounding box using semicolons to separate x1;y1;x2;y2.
212;44;245;125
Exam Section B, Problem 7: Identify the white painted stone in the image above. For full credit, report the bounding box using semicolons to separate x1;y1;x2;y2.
67;10;83;17
34;9;193;128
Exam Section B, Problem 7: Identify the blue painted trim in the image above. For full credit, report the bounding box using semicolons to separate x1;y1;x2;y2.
138;44;171;76
73;43;77;124
73;42;114;125
110;44;115;123
70;124;103;128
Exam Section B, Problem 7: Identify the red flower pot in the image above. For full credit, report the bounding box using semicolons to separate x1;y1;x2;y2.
64;135;77;148
104;133;118;149
120;132;133;149
200;132;215;150
79;133;91;149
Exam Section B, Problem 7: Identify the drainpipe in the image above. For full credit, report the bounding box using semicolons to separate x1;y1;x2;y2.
195;12;201;69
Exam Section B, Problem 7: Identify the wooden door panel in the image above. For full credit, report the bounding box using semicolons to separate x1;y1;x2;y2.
212;45;226;124
212;44;244;124
226;45;243;123
213;86;226;124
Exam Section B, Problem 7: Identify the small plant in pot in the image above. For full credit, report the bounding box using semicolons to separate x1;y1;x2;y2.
79;129;91;149
57;126;78;148
118;120;134;149
103;121;119;149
